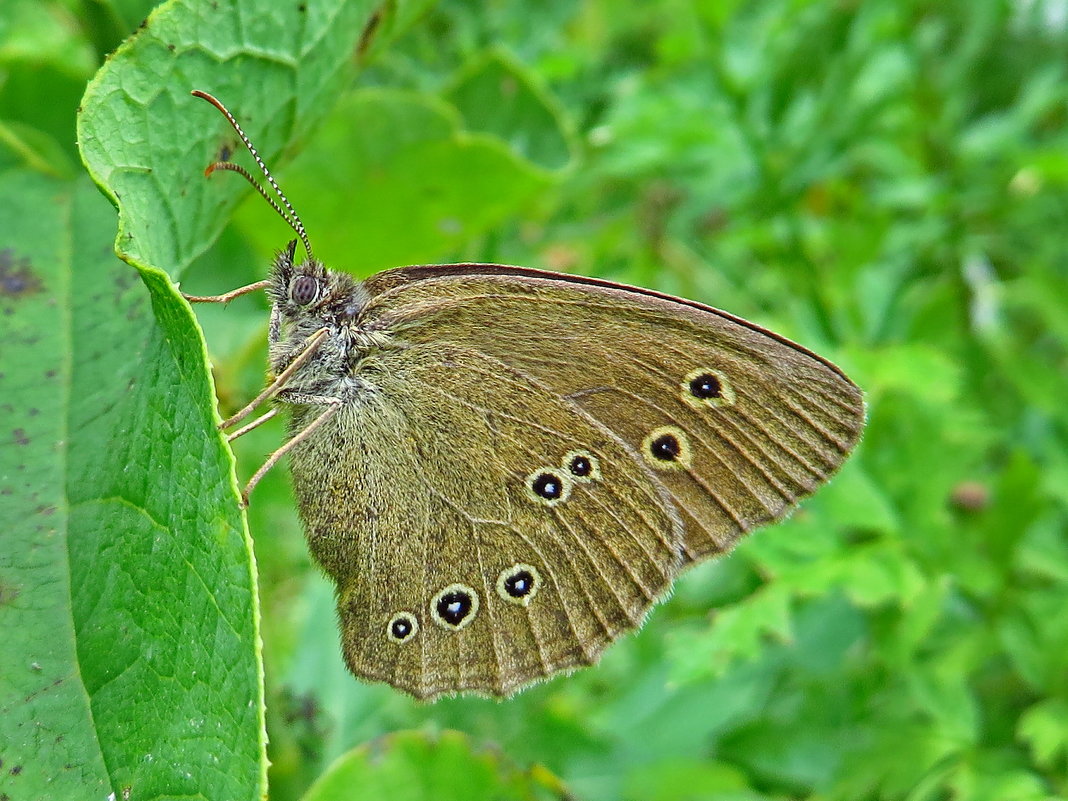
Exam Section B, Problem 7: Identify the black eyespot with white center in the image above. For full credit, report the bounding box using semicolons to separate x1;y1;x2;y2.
386;612;419;644
525;467;572;506
641;425;693;470
290;275;319;305
689;373;721;399
496;563;542;606
570;455;591;476
651;433;681;461
533;473;561;498
430;584;480;630
562;449;601;483
682;367;735;408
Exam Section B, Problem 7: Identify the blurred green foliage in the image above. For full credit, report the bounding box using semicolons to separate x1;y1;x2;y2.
4;0;1068;799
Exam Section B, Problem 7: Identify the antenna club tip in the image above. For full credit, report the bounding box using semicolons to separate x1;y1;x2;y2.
204;162;218;177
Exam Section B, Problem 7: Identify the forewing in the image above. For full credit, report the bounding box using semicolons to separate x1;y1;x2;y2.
360;265;865;564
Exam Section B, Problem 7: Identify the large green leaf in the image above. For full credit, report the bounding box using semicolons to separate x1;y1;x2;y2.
0;168;264;800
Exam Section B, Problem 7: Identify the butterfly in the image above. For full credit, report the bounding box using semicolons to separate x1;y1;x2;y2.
187;90;865;700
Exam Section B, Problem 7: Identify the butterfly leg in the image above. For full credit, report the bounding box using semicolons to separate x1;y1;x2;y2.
219;327;329;429
240;400;341;506
225;407;280;442
182;279;271;304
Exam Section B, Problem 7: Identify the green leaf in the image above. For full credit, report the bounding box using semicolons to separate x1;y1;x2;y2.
622;758;759;801
0;169;265;800
77;0;387;279
947;755;1057;801
0;171;110;799
232;88;558;275
444;48;575;172
301;730;568;801
667;584;793;684
1017;697;1068;770
812;460;900;536
0;0;97;165
0;0;96;76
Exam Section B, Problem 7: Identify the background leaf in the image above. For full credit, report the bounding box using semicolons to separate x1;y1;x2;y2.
301;730;568;801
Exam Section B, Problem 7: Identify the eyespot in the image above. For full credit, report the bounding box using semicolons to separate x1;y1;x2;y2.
682;368;735;409
496;563;541;606
524;468;572;506
563;449;600;482
641;425;693;470
430;584;479;630
290;274;320;305
386;612;419;643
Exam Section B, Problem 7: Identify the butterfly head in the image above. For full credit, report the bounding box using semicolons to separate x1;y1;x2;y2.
269;239;369;327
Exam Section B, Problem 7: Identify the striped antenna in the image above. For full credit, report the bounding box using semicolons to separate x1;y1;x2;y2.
191;90;314;261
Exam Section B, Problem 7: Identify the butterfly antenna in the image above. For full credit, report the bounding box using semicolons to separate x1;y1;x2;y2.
191;89;315;261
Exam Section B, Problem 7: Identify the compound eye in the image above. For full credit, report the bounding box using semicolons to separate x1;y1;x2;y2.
290;275;319;305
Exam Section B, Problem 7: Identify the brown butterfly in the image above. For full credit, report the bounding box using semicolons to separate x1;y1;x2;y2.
187;90;865;700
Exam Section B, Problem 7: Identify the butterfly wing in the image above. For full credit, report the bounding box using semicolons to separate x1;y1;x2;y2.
288;343;682;699
359;264;865;564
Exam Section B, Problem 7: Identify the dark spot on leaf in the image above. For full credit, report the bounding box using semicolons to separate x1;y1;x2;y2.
36;505;56;516
281;690;320;725
9;765;21;775
113;270;136;291
45;369;56;379
358;7;384;57
168;43;175;51
11;429;28;446
0;250;43;300
0;581;20;606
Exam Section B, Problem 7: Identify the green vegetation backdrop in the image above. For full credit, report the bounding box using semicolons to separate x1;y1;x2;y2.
3;1;1067;799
